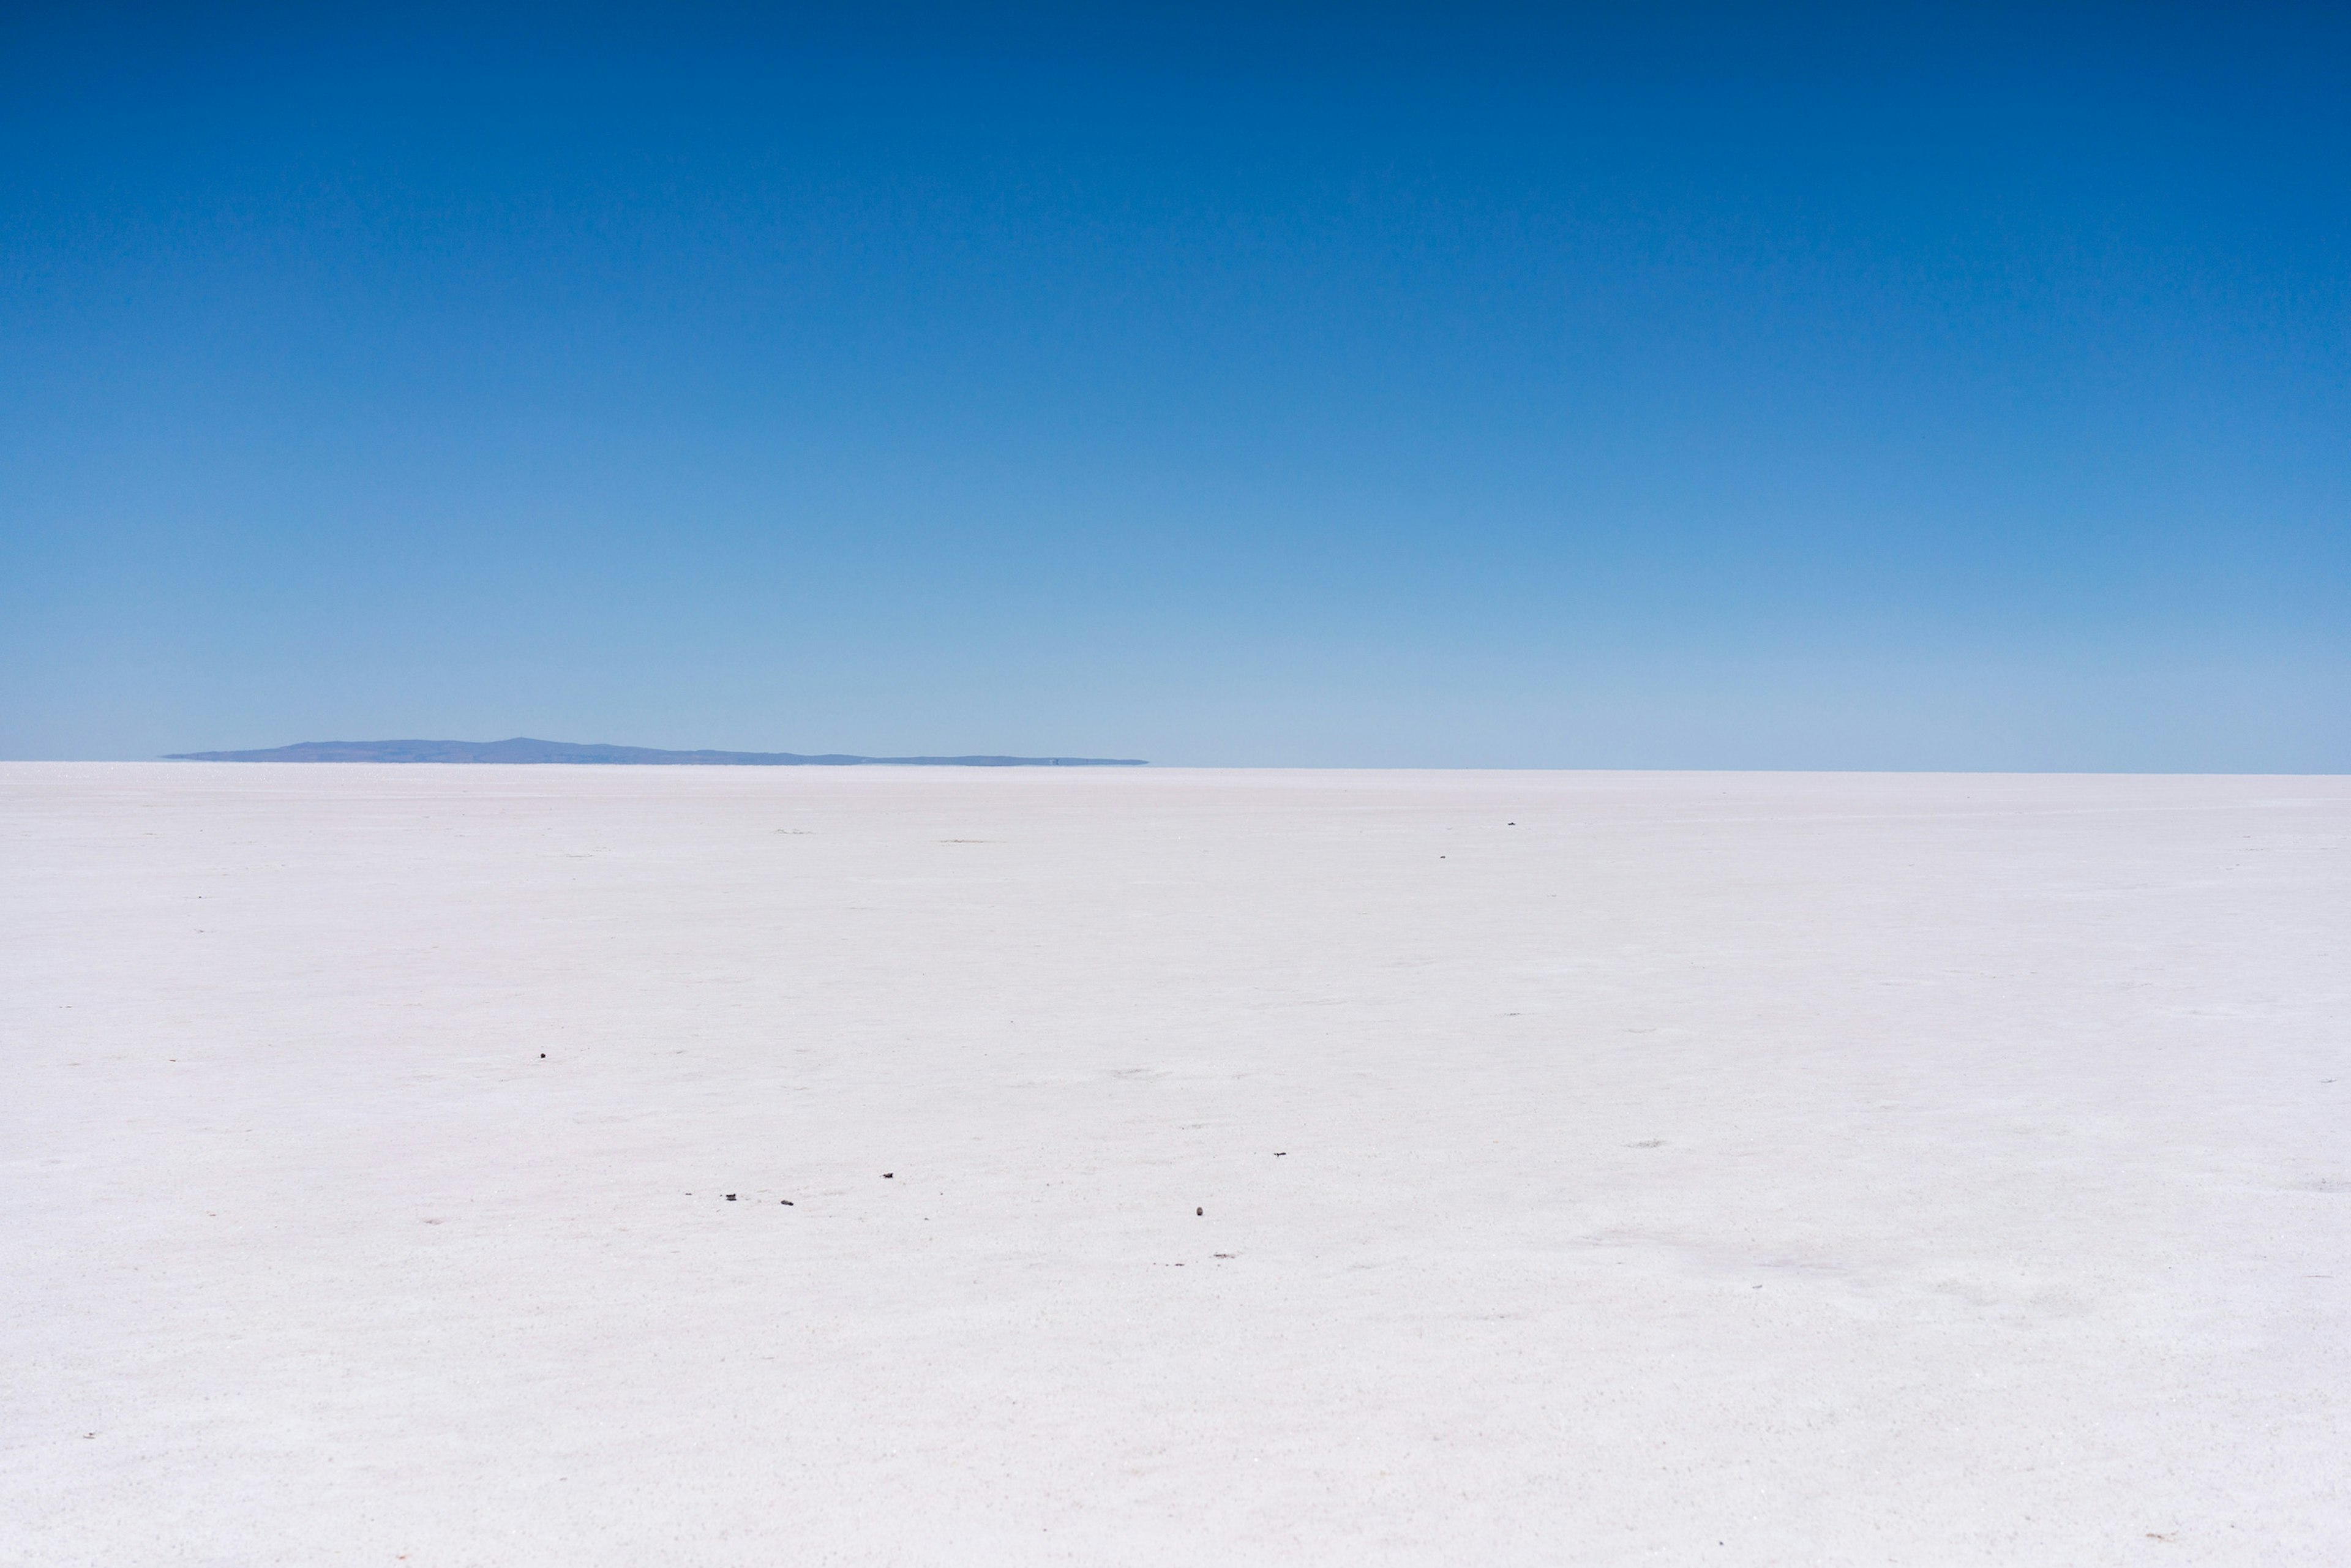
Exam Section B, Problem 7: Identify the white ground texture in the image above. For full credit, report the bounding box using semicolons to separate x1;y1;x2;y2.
5;763;2347;1566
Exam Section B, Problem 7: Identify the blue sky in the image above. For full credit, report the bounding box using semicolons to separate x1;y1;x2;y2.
4;4;2345;767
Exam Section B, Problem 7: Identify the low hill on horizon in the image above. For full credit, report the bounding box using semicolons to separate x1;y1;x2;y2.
165;737;1147;767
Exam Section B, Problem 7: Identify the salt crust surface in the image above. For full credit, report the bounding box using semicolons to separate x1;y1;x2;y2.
4;763;2346;1566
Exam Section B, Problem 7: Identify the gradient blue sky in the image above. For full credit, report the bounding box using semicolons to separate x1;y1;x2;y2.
4;4;2345;767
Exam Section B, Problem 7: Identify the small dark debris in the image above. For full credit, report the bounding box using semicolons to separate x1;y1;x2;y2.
883;1172;894;1179
540;1053;546;1058
1275;1152;1286;1157
1196;1206;1204;1216
780;1199;793;1206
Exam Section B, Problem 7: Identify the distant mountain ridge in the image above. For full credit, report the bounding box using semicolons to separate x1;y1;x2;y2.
165;737;1147;767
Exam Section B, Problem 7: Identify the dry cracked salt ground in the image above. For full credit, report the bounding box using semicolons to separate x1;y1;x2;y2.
3;762;2345;1566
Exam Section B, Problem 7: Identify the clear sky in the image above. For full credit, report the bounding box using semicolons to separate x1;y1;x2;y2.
4;4;2345;768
